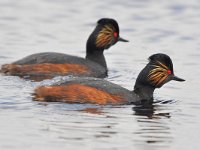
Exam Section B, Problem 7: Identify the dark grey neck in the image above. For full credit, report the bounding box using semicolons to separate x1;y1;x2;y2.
133;84;155;104
86;51;107;69
85;26;107;69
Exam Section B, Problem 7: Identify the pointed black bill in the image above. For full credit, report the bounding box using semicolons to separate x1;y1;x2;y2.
118;36;129;42
172;76;185;82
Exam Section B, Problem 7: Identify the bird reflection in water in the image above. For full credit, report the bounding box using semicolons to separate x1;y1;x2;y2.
78;107;103;115
133;100;171;119
132;100;174;148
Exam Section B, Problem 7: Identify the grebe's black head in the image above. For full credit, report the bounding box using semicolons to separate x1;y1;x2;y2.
86;18;128;53
135;53;185;89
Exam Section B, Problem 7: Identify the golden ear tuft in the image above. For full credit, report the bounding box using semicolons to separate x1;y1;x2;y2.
148;61;171;86
96;24;116;48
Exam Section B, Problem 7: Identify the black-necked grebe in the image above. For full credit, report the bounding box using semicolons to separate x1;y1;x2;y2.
1;18;128;81
34;53;185;105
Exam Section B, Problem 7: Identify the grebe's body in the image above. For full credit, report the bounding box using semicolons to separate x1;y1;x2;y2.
1;18;128;81
34;53;185;105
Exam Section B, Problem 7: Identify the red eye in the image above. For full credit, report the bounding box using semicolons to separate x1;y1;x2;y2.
114;32;118;38
167;70;172;75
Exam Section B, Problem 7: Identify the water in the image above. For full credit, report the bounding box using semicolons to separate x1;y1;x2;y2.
0;0;200;149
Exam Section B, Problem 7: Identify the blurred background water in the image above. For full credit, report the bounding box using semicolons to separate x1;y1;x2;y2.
0;0;200;150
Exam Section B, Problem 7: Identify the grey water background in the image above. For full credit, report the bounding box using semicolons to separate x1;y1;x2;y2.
0;0;199;149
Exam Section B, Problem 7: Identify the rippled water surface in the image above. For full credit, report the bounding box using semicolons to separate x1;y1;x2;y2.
0;0;200;149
